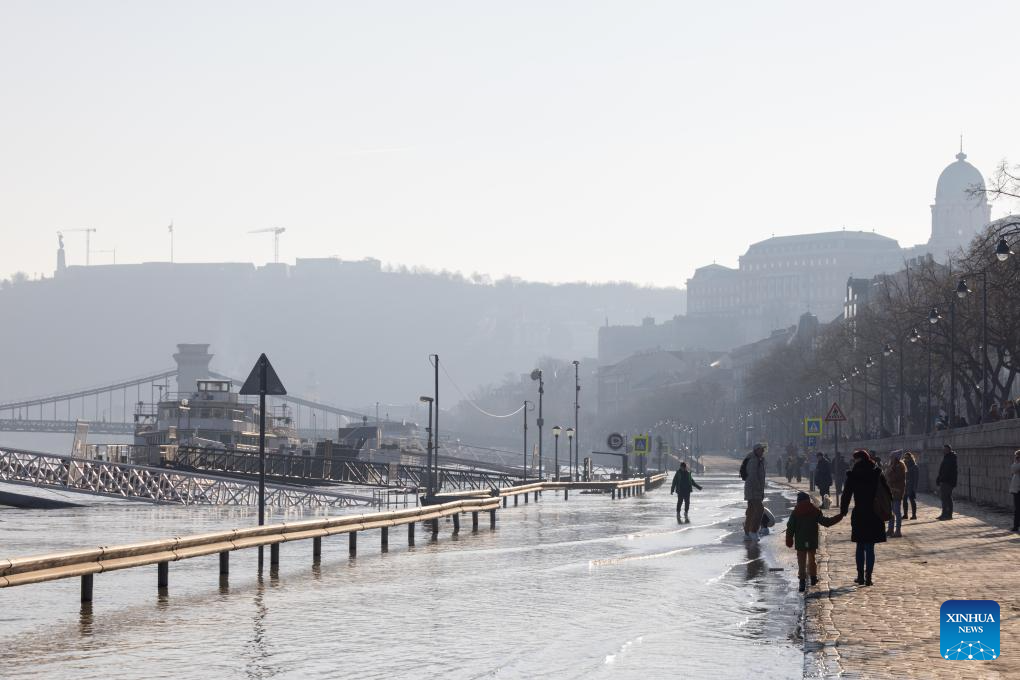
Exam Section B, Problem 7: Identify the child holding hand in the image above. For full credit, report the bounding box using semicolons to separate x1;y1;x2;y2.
785;491;843;592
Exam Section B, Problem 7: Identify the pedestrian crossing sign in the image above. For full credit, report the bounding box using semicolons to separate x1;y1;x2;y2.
824;402;848;422
804;418;823;436
633;435;650;455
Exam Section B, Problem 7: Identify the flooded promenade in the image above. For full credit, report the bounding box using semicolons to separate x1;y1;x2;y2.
0;474;804;679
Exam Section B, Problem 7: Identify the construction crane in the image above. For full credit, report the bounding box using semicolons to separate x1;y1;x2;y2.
58;228;97;265
249;227;286;264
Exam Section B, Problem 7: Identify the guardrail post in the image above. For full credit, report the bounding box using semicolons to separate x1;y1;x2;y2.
514;494;519;506
452;513;460;534
611;488;616;500
381;527;389;552
431;518;439;536
472;511;479;531
157;561;168;590
219;551;230;575
408;522;415;546
564;488;569;501
270;543;280;566
489;508;496;529
524;492;528;504
502;496;507;508
349;532;357;556
312;537;321;560
81;574;93;602
534;490;538;502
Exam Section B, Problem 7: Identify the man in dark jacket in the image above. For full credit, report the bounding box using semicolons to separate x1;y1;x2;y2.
670;461;702;521
935;444;958;520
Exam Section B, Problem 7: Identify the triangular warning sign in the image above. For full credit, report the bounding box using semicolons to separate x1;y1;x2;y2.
239;353;287;395
824;401;847;422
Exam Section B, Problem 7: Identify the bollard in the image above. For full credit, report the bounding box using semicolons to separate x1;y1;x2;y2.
381;527;389;552
157;561;168;590
270;543;280;567
472;511;479;532
408;522;415;546
489;508;496;529
564;488;569;501
611;488;616;500
452;513;460;534
349;531;357;556
312;537;321;560
219;551;230;575
81;574;93;602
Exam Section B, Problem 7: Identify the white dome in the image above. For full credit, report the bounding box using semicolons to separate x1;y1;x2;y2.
935;151;985;203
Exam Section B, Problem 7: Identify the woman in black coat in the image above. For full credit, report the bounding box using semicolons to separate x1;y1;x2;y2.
839;449;891;586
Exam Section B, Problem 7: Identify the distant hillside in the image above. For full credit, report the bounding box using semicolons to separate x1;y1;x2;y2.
0;258;685;409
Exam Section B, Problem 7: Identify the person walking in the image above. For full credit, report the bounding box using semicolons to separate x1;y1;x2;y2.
785;454;796;483
785;491;843;592
885;451;906;537
833;452;846;498
840;449;891;586
670;461;702;522
814;452;833;507
903;452;919;520
743;444;767;542
936;444;958;520
1010;449;1020;532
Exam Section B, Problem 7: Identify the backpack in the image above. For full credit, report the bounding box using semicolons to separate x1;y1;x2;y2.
739;455;750;481
873;475;892;521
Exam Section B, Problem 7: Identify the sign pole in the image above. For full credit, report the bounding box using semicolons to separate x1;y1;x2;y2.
258;355;266;528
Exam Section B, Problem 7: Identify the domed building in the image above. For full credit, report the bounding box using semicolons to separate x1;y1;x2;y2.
927;147;991;257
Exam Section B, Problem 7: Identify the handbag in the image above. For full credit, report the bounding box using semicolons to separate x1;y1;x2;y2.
873;478;892;521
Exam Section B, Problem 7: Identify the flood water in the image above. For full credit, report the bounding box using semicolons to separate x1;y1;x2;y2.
0;477;804;679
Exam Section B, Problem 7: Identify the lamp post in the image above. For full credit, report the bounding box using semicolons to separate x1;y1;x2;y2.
956;273;989;417
881;343;894;437
419;396;434;497
864;356;874;437
565;427;574;480
429;353;440;497
522;400;533;483
530;369;544;480
572;360;580;482
926;307;941;431
552;425;561;481
993;221;1020;262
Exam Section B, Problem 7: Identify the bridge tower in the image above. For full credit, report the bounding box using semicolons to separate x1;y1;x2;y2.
173;344;213;396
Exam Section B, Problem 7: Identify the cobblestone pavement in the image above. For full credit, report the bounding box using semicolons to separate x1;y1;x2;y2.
773;475;1020;679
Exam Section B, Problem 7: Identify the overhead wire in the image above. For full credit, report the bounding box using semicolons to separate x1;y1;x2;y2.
428;355;526;419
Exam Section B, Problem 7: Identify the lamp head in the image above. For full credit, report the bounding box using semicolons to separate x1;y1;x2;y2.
530;368;543;381
956;278;970;298
565;427;574;439
865;355;874;368
552;425;562;437
928;307;941;324
909;327;920;343
995;237;1012;262
419;396;433;404
883;343;894;356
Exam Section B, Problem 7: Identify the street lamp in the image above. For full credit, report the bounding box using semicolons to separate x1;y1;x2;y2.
522;400;533;483
552;425;561;481
572;360;580;481
530;369;544;480
864;356;874;437
995;237;1014;261
565;427;574;479
419;396;434;498
956;273;989;417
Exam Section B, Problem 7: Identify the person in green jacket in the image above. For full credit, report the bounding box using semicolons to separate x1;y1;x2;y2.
670;461;702;522
785;491;843;592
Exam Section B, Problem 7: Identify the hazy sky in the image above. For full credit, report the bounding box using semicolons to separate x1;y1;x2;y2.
2;1;1019;287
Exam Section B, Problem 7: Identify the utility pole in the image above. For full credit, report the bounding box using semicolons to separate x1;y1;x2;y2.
573;360;580;482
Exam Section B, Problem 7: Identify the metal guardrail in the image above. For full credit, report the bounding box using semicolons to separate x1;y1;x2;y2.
0;496;501;600
0;447;374;509
173;446;523;491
